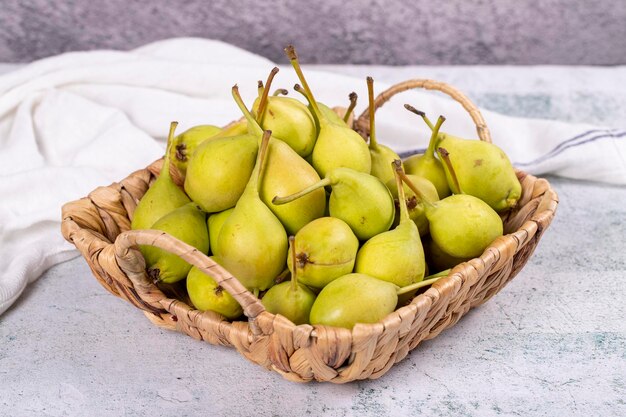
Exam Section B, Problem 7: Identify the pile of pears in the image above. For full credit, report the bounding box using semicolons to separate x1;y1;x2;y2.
131;46;522;330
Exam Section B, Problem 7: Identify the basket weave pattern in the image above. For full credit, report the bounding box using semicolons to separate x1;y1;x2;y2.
61;79;558;383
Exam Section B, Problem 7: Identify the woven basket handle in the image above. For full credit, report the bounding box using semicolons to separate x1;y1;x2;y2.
355;79;492;143
113;229;266;320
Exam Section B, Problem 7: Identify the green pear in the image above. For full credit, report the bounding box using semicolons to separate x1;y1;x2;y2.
142;202;209;284
309;271;452;329
426;194;503;258
366;77;402;185
309;273;398;329
251;67;316;157
231;84;326;235
437;135;521;212
183;132;258;213
285;45;371;178
170;124;222;176
186;264;243;319
355;161;426;287
207;208;233;258
385;174;439;236
287;217;359;289
398;155;503;259
273;167;395;241
261;237;317;325
402;105;451;199
217;131;288;292
131;122;191;231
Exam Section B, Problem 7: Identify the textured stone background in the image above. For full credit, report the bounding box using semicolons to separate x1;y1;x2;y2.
1;0;625;64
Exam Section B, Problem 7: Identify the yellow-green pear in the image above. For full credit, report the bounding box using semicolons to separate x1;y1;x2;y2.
131;122;190;231
170;124;222;175
231;83;326;235
217;130;288;292
142;202;209;284
309;273;398;329
183;131;258;213
285;45;371;178
251;67;316;157
287;217;359;289
261;237;317;325
399;150;503;259
355;161;426;287
186;264;243;320
402;105;451;198
437;135;521;212
273;167;394;241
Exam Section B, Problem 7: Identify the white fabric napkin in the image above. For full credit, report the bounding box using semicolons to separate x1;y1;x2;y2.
1;38;624;315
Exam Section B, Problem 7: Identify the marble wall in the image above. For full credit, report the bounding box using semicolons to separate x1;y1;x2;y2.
1;0;624;64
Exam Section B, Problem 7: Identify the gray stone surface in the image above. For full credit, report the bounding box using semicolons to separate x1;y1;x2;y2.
1;0;625;65
1;65;625;416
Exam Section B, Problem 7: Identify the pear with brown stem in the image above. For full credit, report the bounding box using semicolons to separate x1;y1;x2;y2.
186;263;243;320
142;202;209;284
309;270;450;329
402;106;451;199
183;104;259;213
273;167;394;241
354;160;426;287
131;121;190;231
232;84;326;235
287;217;359;289
366;76;402;185
169;124;222;176
217;130;288;292
436;133;522;212
261;236;317;325
398;148;503;259
252;67;317;157
285;45;371;177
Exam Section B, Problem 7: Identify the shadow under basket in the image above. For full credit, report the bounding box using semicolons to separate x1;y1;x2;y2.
61;79;558;383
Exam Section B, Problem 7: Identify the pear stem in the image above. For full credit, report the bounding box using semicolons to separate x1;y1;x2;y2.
272;177;332;205
231;84;264;137
256;67;279;125
257;80;264;98
343;92;358;124
255;130;272;194
427;115;446;158
367;77;380;150
396;269;451;295
395;164;436;208
438;147;462;194
273;88;288;96
161;121;178;181
404;104;435;131
293;84;308;100
392;160;411;224
288;236;298;292
285;45;325;125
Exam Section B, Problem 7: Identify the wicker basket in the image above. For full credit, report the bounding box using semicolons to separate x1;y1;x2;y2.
61;79;558;383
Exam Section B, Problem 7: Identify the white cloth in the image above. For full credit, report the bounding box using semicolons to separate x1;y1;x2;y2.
1;38;624;315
